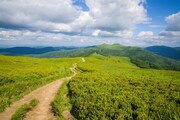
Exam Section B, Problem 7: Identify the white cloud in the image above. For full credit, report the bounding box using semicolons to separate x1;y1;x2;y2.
165;12;180;31
92;30;101;37
2;0;179;47
70;12;93;32
80;39;85;43
135;34;180;47
92;29;133;38
0;0;148;36
159;31;180;37
86;0;148;31
0;29;105;47
0;28;180;47
137;31;154;38
156;12;180;46
0;0;93;33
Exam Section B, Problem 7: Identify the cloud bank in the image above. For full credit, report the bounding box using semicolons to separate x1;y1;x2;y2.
0;0;179;47
165;12;180;31
0;0;147;34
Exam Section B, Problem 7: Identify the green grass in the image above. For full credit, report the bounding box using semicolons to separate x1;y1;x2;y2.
11;99;39;120
52;81;72;120
0;55;80;112
67;56;180;119
1;54;180;120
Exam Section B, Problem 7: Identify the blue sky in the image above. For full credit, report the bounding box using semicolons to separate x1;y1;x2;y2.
0;0;179;47
147;0;180;24
72;0;89;11
136;0;180;34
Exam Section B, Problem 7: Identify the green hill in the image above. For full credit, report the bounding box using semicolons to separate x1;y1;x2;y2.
96;44;180;70
30;44;180;71
30;48;96;58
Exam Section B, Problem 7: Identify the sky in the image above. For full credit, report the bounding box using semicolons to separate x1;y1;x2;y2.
0;0;180;47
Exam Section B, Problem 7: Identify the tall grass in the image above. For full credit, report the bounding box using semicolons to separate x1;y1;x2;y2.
11;99;39;120
52;81;72;120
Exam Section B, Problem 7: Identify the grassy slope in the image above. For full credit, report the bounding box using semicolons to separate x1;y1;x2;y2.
0;54;179;119
67;55;180;119
0;55;80;112
97;44;180;70
30;48;96;58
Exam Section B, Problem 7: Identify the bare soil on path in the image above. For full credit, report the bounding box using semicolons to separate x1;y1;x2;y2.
0;64;77;120
63;110;75;120
82;58;86;62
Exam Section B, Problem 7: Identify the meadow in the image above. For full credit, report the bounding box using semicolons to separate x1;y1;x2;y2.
0;54;179;120
0;55;80;112
67;54;180;120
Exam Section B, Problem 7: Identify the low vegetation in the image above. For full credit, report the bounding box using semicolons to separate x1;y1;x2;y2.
1;49;179;119
0;55;79;112
52;81;72;120
11;99;39;120
67;55;180;119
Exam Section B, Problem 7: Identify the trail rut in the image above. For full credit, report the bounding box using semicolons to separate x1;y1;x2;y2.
0;64;77;120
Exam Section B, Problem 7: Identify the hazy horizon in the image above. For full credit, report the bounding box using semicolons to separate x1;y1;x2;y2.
1;43;180;49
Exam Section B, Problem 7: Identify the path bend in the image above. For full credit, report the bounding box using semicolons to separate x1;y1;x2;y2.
0;63;77;120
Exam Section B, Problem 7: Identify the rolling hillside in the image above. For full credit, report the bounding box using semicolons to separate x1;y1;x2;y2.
0;44;180;71
29;44;180;71
30;48;96;58
96;44;180;71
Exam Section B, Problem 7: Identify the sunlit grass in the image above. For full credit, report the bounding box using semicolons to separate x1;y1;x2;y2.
0;55;80;112
11;99;39;120
68;56;180;119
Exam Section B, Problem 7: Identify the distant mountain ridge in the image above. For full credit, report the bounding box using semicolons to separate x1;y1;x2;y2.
145;46;180;60
0;44;180;71
175;47;180;51
0;47;77;55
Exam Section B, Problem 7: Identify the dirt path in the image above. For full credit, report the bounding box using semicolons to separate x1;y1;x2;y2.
82;58;86;62
0;64;77;120
63;110;75;120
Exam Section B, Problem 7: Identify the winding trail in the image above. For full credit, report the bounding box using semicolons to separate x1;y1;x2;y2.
82;58;86;62
0;64;77;120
